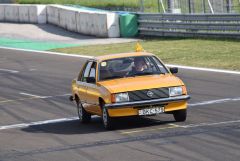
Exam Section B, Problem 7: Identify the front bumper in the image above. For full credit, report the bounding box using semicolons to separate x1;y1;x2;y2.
104;95;190;109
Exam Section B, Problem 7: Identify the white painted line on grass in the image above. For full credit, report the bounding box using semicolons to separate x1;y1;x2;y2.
0;117;78;131
1;46;239;75
189;97;240;107
166;64;240;75
179;120;240;128
0;68;19;73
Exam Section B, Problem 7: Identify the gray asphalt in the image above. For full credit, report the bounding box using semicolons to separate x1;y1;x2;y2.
0;23;138;45
0;48;239;161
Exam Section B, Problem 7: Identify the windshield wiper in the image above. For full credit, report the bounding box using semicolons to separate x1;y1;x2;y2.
103;75;123;80
133;71;163;76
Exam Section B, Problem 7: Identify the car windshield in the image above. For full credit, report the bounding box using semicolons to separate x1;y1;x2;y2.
99;56;168;81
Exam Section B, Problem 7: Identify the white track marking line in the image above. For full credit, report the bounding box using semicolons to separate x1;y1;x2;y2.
0;116;101;131
178;120;240;128
19;92;71;99
189;97;240;107
0;117;78;130
0;68;19;73
0;46;93;59
19;92;44;98
0;93;71;104
1;46;239;75
40;93;71;99
166;64;240;75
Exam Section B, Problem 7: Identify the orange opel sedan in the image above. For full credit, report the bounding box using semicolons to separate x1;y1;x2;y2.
70;51;190;129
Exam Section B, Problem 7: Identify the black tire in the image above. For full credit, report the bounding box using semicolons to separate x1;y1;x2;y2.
173;109;187;122
76;100;91;123
102;106;114;130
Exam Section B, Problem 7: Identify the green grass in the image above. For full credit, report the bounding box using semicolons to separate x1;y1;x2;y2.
16;0;240;13
52;38;240;71
16;0;140;8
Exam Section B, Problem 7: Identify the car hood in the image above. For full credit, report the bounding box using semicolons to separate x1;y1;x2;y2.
97;74;184;93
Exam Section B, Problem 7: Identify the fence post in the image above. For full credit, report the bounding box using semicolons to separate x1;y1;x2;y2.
202;0;206;13
157;0;161;12
188;0;195;13
139;0;144;12
226;0;232;13
168;0;174;13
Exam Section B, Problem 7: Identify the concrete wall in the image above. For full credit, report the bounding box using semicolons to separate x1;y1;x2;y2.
0;5;5;21
46;5;120;38
0;4;120;38
0;4;46;23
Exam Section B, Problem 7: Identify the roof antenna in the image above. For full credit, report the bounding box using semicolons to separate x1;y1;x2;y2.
135;42;145;52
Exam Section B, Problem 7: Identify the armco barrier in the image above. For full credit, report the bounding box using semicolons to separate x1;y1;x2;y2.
138;13;240;39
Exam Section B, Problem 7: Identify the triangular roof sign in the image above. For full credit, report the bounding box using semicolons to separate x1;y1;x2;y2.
135;43;144;52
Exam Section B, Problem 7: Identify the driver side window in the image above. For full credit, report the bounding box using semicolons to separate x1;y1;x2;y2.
77;61;92;82
80;61;97;83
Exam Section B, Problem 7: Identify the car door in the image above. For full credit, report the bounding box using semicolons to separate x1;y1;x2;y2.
76;61;93;109
84;62;102;115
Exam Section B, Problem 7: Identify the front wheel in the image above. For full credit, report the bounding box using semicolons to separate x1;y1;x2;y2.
102;106;114;130
77;101;91;123
173;109;187;122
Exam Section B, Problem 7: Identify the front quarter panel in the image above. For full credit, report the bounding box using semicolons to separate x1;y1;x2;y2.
98;84;112;104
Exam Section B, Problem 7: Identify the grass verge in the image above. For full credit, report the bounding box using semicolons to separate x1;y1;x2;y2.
16;0;240;13
52;38;240;71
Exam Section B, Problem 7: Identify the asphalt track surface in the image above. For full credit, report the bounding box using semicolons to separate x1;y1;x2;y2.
0;48;239;161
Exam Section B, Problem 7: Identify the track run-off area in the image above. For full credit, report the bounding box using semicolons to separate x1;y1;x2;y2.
0;47;240;161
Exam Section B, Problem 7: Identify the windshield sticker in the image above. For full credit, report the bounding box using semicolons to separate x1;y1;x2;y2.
101;62;107;67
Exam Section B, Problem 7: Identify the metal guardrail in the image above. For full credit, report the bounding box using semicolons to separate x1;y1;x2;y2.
138;13;240;38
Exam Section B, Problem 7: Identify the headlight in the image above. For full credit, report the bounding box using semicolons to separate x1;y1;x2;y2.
169;86;183;97
113;92;129;103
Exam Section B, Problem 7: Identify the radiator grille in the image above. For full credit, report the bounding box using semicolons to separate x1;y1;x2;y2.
128;88;169;101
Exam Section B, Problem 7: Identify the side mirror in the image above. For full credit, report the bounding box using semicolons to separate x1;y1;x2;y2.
170;67;178;74
86;77;96;83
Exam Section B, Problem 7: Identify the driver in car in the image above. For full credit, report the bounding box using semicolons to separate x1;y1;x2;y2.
128;57;149;76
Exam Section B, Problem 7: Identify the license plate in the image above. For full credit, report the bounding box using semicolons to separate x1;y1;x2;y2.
138;106;165;116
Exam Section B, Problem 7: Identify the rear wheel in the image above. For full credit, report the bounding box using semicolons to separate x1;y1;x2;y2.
76;100;91;123
173;109;187;122
102;105;114;130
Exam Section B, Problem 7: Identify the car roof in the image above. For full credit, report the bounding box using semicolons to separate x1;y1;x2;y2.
94;52;154;62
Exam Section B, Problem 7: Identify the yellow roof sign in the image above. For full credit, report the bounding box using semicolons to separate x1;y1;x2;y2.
135;43;144;52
